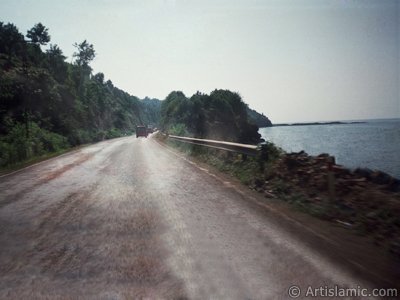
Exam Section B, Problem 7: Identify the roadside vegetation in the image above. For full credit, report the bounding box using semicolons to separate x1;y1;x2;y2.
0;22;160;168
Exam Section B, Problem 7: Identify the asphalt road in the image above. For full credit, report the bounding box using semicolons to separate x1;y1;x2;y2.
0;135;397;299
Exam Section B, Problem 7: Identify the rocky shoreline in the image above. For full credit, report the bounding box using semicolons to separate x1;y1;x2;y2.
253;148;400;258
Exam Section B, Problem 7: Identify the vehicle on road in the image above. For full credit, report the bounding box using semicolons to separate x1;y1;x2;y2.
136;125;148;138
147;125;154;134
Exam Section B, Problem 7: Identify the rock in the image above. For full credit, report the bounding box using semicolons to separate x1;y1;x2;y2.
308;191;317;197
284;155;301;170
366;211;378;219
332;165;350;175
254;178;264;188
264;191;275;198
382;226;396;238
370;171;393;185
353;168;374;179
257;141;399;255
335;219;353;228
350;178;367;183
387;179;400;192
317;153;335;164
389;238;400;259
373;234;385;245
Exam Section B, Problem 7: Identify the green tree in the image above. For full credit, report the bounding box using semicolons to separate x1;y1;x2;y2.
73;40;95;68
93;72;104;84
72;40;96;93
0;22;26;56
45;44;68;83
26;23;50;45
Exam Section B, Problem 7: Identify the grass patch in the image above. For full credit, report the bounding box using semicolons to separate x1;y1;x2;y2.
167;137;263;185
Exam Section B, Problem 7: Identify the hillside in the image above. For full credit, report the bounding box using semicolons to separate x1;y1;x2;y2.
0;22;160;167
246;107;272;127
160;90;262;144
140;97;161;127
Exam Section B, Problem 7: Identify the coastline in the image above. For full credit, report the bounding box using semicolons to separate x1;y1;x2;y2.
272;121;365;127
259;119;400;179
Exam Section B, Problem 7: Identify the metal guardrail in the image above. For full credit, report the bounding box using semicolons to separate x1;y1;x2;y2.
161;133;259;156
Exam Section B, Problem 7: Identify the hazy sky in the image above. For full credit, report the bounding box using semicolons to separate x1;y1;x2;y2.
1;0;399;122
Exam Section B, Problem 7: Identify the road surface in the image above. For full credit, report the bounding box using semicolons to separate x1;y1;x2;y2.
0;135;397;299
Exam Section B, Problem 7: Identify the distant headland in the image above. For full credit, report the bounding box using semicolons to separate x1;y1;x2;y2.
273;121;366;127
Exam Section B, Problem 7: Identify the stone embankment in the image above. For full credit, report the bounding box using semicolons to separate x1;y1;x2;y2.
253;150;400;258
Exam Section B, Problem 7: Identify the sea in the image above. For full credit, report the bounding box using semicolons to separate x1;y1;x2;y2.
259;119;400;179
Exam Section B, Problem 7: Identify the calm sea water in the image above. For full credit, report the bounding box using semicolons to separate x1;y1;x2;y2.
259;119;400;179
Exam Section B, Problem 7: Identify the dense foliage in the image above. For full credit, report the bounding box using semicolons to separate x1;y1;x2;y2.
247;107;272;128
0;22;160;167
160;90;263;144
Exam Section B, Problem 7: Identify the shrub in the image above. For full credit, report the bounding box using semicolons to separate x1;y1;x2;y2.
69;129;92;145
0;121;69;167
106;128;123;139
169;123;189;136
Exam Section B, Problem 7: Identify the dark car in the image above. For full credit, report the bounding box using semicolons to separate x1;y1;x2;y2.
136;125;148;138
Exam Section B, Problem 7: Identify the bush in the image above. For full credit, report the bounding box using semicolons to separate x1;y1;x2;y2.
69;129;93;145
169;123;189;136
40;128;69;152
105;128;123;139
0;121;69;167
0;141;15;166
259;142;282;162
